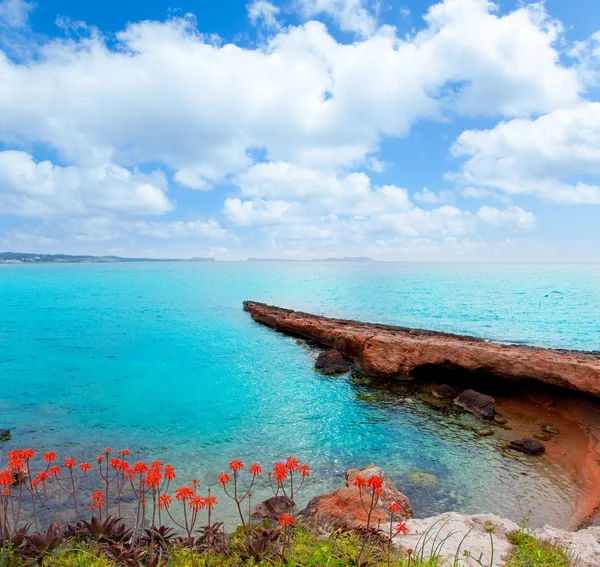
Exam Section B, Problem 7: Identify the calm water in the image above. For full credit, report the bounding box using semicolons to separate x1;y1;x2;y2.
1;262;599;527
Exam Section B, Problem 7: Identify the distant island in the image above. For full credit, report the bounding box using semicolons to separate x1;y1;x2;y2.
246;257;375;262
0;252;215;264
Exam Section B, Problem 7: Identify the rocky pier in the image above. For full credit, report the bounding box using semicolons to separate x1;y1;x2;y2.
243;301;600;398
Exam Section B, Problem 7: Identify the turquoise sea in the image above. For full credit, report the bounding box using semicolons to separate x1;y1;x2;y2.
1;262;599;527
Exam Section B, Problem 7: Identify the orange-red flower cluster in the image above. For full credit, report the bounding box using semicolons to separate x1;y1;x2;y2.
278;513;295;527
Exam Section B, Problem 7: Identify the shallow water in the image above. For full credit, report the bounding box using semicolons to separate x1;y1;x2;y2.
0;262;598;527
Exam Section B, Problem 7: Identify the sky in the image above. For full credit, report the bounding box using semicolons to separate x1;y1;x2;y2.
0;0;600;261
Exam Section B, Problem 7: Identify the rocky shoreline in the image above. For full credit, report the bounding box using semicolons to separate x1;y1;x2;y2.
243;301;600;397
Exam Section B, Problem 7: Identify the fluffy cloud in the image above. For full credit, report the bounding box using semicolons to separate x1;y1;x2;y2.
0;151;172;217
295;0;378;37
0;0;33;29
476;205;535;230
248;0;281;30
453;102;600;204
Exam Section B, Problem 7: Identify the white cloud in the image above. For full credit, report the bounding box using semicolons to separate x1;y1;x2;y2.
247;0;281;30
223;198;292;226
477;205;535;230
135;219;228;239
295;0;378;37
453;102;600;204
0;0;34;29
413;187;453;204
0;151;172;217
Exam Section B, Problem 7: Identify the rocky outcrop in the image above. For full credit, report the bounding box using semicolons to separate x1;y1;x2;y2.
454;389;496;420
431;384;457;399
251;496;295;524
314;349;352;375
243;301;600;398
298;465;412;533
0;429;10;442
509;438;546;455
394;512;600;567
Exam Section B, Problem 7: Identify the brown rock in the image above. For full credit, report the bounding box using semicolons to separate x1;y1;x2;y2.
510;438;546;455
251;495;295;524
454;390;496;420
432;384;457;399
243;302;600;397
298;465;412;533
315;349;352;375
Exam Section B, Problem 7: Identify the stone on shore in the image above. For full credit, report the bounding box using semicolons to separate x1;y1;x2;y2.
0;429;10;442
509;438;546;455
314;349;352;375
454;390;496;420
298;465;412;533
251;496;295;524
432;384;457;399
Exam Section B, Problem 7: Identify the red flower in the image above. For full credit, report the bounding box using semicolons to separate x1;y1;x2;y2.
300;464;311;478
145;468;162;489
8;458;24;472
158;494;172;510
0;469;13;486
32;471;49;487
175;485;194;502
204;495;218;509
273;463;288;483
110;458;123;470
278;514;295;527
132;462;148;476
229;459;244;472
189;495;206;512
2;488;12;497
353;475;367;488
164;464;176;481
22;449;35;461
249;463;263;476
285;457;299;471
96;455;104;464
91;491;104;505
104;448;113;455
80;462;91;473
367;476;383;491
218;472;231;486
43;451;58;463
6;450;23;460
150;460;163;471
49;466;61;477
117;449;130;457
395;522;409;535
388;502;403;513
63;458;77;469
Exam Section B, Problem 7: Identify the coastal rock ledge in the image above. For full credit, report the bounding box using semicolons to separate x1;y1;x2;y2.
243;301;600;398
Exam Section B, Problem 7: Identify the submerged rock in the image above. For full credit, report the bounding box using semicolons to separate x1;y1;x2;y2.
534;432;552;442
314;349;352;375
542;424;560;435
251;496;295;524
454;390;496;420
473;426;494;437
432;384;457;399
0;429;10;442
298;465;412;533
407;471;439;488
509;438;546;455
493;414;508;425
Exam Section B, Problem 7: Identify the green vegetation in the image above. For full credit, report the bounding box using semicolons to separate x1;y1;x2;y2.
504;531;572;567
0;525;577;567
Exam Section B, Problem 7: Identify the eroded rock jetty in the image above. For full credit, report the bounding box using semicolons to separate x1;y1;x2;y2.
243;301;600;398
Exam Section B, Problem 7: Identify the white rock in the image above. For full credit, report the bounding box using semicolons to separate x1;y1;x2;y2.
393;512;519;567
533;525;600;567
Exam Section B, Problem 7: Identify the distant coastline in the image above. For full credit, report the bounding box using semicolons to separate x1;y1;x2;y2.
0;252;216;264
0;252;375;264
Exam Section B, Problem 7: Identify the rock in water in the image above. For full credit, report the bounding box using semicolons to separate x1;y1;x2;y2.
0;429;10;442
314;349;352;375
454;390;496;420
432;384;457;399
251;496;295;524
509;438;546;455
299;465;412;533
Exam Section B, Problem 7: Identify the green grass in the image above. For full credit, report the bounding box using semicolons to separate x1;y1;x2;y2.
504;531;572;567
0;526;577;567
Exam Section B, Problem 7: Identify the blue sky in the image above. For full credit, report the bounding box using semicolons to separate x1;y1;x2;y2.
0;0;599;260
